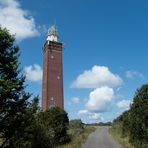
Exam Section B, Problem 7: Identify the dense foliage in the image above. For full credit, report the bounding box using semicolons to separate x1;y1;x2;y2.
37;107;70;146
88;122;112;126
129;84;148;148
67;119;84;144
112;84;148;148
0;26;70;148
0;26;30;147
58;120;95;148
69;119;84;134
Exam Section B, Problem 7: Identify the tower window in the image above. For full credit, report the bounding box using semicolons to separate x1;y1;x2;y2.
57;76;60;79
51;55;54;59
51;97;54;100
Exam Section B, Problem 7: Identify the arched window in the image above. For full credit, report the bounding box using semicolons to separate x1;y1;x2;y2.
49;104;56;109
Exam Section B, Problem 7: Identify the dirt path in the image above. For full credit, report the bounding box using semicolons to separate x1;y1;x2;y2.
83;126;121;148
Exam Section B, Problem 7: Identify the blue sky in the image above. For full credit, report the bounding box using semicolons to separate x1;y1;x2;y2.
0;0;148;123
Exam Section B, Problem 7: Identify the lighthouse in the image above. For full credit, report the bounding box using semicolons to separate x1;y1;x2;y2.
42;26;64;110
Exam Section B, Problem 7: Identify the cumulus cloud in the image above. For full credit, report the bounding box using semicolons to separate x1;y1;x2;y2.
78;86;115;121
24;64;42;82
126;70;144;79
72;65;122;88
86;86;114;112
78;110;102;120
0;0;39;40
71;97;80;104
116;100;131;109
78;110;90;116
89;113;102;120
73;65;123;122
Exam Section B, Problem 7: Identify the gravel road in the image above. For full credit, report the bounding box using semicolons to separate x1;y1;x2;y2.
83;126;121;148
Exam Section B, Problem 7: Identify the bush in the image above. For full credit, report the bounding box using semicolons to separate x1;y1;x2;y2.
69;119;84;130
112;84;148;148
129;84;148;148
37;107;70;146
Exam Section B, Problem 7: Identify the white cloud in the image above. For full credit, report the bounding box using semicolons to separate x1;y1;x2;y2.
72;65;122;88
24;64;42;82
116;100;131;109
89;113;102;120
78;110;102;120
78;110;90;116
71;97;80;104
78;87;114;121
73;65;124;122
0;0;39;40
126;70;144;79
86;86;114;112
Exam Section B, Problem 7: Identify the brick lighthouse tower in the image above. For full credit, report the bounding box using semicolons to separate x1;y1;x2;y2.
42;25;64;111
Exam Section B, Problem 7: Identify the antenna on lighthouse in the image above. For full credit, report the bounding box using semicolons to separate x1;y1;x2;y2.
47;25;59;42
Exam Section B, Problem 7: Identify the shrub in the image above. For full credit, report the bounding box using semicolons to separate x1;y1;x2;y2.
129;84;148;148
112;84;148;148
37;107;70;146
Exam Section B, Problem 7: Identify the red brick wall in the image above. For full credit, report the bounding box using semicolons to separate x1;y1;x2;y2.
42;41;64;111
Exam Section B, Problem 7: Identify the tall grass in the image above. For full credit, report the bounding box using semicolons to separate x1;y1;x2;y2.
109;127;134;148
58;125;95;148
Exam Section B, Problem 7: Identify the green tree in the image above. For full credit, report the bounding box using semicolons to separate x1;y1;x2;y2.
0;26;70;148
121;110;130;137
27;96;40;114
129;84;148;148
112;113;124;135
0;26;30;147
13;97;53;148
37;107;70;146
69;119;84;133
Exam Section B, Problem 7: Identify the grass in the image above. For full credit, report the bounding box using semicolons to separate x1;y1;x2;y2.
58;125;95;148
109;127;134;148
